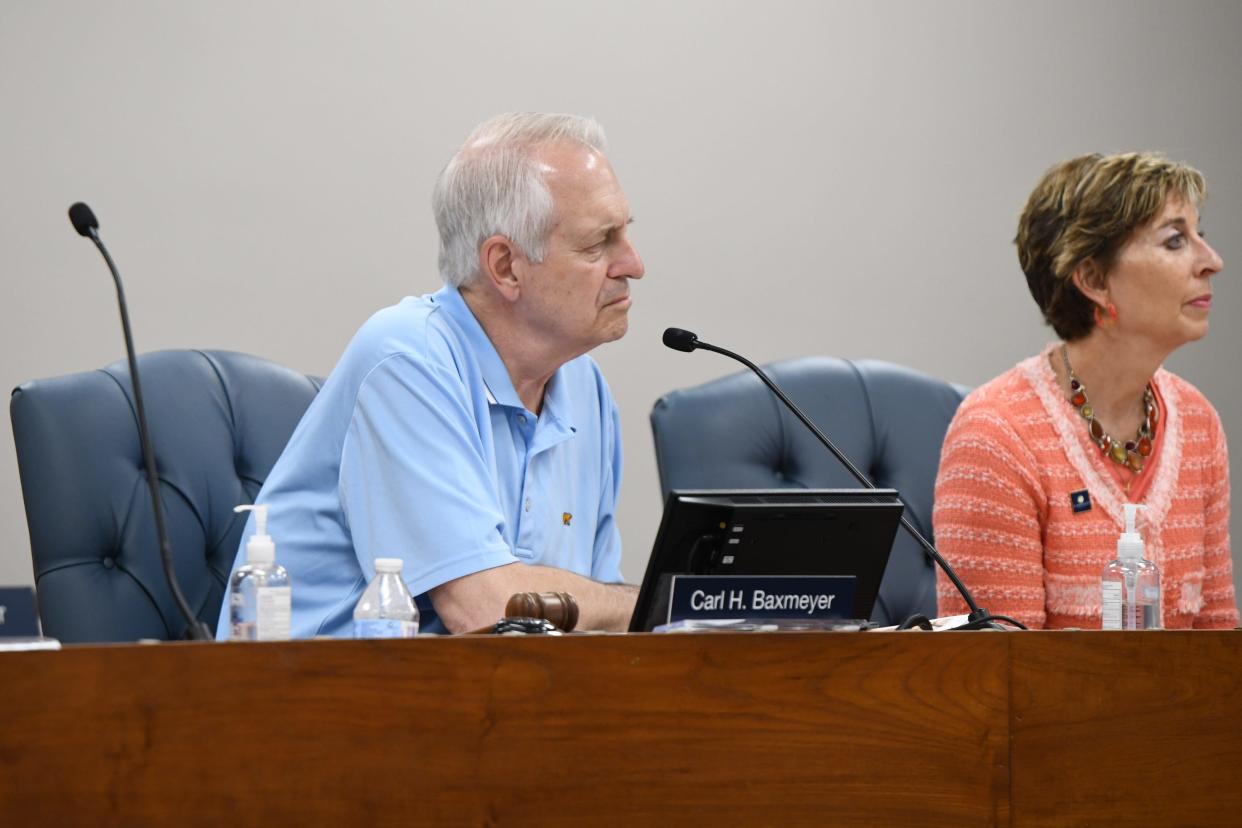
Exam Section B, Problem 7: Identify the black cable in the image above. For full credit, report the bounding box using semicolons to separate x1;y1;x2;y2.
950;614;1028;631
897;613;934;631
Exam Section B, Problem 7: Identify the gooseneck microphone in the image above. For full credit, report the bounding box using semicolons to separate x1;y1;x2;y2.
68;202;212;640
662;327;1021;631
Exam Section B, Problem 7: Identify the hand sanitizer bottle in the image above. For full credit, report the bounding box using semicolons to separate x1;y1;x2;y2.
229;504;292;641
353;558;419;638
1101;503;1161;630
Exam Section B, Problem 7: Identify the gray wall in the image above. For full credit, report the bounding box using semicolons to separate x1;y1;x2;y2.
4;1;1241;606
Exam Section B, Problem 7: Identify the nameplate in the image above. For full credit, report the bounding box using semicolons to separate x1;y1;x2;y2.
0;587;40;638
668;575;856;624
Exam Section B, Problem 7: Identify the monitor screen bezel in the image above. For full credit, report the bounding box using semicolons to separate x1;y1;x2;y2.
628;489;904;632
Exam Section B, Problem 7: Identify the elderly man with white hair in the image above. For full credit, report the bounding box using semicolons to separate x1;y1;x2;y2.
216;113;645;637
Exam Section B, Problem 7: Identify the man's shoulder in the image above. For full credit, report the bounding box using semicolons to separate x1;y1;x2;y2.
353;292;444;349
341;291;465;373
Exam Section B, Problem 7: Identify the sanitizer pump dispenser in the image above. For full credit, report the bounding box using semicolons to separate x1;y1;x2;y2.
1101;503;1161;630
228;504;292;641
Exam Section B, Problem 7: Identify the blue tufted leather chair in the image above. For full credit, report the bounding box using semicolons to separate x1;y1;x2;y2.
650;357;969;626
10;350;322;642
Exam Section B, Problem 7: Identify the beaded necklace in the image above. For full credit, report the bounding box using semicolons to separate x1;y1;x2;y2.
1061;344;1155;473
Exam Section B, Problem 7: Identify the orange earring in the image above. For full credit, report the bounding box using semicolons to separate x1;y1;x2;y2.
1094;302;1118;328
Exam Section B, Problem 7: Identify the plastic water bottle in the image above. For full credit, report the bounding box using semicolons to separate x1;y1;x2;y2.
1101;503;1161;630
353;558;419;638
229;504;291;641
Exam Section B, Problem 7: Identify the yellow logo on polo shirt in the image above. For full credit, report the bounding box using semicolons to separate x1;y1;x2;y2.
562;512;572;526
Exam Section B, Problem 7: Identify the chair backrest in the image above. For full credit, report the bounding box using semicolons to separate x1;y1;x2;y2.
650;357;968;626
10;350;321;642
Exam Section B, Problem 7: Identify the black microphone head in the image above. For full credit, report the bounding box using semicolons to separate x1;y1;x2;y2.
68;202;98;237
663;327;699;352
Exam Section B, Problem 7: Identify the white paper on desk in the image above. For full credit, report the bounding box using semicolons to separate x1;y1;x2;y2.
870;614;970;632
0;637;61;652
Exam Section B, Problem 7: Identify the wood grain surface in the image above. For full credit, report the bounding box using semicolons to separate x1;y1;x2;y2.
0;632;1010;827
1008;630;1242;827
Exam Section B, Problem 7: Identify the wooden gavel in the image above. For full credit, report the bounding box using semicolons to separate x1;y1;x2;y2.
467;591;580;634
504;591;579;631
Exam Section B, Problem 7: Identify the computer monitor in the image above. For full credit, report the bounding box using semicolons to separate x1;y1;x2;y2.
628;489;904;632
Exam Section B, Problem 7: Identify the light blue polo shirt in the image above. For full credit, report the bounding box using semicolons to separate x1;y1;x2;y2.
215;285;624;637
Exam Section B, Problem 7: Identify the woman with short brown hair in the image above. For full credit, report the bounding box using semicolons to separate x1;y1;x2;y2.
933;152;1236;629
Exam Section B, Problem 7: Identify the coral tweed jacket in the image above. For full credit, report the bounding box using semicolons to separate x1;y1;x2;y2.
933;346;1238;629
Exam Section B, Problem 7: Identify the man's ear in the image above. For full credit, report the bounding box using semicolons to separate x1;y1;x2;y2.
1070;258;1109;308
478;235;523;303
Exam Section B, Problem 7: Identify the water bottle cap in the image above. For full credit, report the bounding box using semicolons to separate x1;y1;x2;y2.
374;557;404;573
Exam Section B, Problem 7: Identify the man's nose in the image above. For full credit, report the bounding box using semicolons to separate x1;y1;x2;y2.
612;237;644;280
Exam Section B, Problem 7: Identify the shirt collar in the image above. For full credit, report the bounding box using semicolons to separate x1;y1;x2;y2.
541;369;576;433
432;285;576;431
432;285;521;408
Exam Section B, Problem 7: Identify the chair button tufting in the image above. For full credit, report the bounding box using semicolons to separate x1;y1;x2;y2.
102;557;116;569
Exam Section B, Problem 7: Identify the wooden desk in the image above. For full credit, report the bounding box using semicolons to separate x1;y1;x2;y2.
1;631;1238;826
